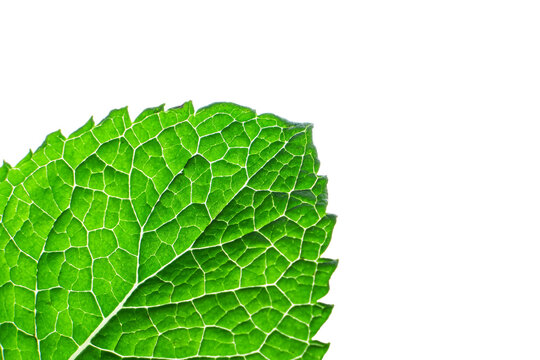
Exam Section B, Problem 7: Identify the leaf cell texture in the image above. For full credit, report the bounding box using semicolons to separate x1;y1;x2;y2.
0;102;337;360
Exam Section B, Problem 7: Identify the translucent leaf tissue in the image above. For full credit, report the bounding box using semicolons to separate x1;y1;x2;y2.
0;102;337;360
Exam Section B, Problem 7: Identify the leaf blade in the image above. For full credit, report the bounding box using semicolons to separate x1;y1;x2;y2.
0;102;336;360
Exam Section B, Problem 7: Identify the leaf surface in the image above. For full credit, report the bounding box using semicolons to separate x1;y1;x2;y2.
0;102;336;360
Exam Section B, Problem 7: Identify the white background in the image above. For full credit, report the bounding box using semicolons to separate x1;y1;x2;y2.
1;1;540;359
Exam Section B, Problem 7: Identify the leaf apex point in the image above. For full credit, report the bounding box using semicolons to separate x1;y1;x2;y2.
184;100;195;112
48;129;65;140
166;101;193;113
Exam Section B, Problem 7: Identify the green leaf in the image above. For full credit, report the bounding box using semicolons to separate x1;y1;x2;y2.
0;102;337;360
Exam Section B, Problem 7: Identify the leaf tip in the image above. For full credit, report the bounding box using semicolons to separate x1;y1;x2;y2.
0;160;11;175
12;149;34;169
326;213;338;222
69;117;95;139
0;162;9;182
183;100;195;114
166;101;195;118
134;104;165;123
46;129;66;142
